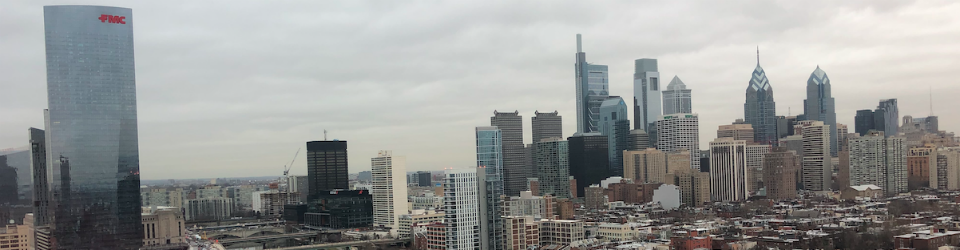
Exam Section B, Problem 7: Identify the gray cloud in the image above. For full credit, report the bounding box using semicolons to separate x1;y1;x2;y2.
2;0;958;179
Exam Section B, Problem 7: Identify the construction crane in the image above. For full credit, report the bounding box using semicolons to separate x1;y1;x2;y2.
280;148;300;193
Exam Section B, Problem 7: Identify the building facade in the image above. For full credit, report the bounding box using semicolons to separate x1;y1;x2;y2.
535;138;571;199
763;147;799;200
718;123;754;143
745;144;772;193
443;168;481;249
184;198;233;221
371;151;408;234
804;66;838;157
532;111;562;144
307;140;349;199
633;58;662;131
655;114;701;170
304;190;373;229
574;34;609;134
141;206;186;248
662;76;692;115
476;126;504;250
599;97;630;177
800;121;833;191
43;6;142;249
492;111;525;197
744;62;778;144
709;138;748;202
848;132;907;195
567;133;608;198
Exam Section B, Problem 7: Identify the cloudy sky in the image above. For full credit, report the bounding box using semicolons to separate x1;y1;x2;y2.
2;1;958;179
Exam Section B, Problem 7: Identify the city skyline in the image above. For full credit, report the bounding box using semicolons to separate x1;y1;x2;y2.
2;1;960;179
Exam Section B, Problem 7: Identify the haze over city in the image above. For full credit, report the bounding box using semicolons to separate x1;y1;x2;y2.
2;0;959;179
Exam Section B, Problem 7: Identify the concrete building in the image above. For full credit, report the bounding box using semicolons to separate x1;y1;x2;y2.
763;147;799;200
141;206;186;248
532;111;563;145
398;210;444;240
908;145;937;190
574;34;609;134
443;168;481;249
539;220;585;246
655;114;701;170
718;123;754;143
371;151;408;234
184;198;233;221
502;191;552;219
799;121;833;191
848;132;907;195
584;185;606;210
307;140;349;199
744;59;778;144
492;111;525;197
628;129;650;150
804;66;838;156
535;138;571;198
259;191;300;219
0;223;30;250
745;144;772;193
633;58;662;131
476;126;504;250
568;133;609;198
709;138;748;202
416;171;432;187
287;175;309;202
668;168;711;207
597;223;639;242
502;216;539;250
623;148;667;184
937;149;960;190
662;76;692;115
837;124;849;152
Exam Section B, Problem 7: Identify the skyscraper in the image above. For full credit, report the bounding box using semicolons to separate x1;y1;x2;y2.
709;138;748;202
416;171;432;187
599;97;629;177
492;111;525;196
475;126;504;250
30;127;50;227
567;134;609;197
744;56;777;144
877;99;899;136
799;121;832;191
718;123;754;143
443;168;481;249
307;140;349;199
745;144;771;193
371;151;408;234
43;6;141;248
574;34;609;134
628;129;650;150
662;76;692;115
655;114;700;170
633;59;661;131
848;131;906;195
622;149;666;184
532;111;562;144
763;147;799;200
854;109;877;136
535;138;571;198
804;66;838;156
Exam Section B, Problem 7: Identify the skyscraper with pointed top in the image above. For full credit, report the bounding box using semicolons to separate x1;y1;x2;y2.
744;50;778;144
804;66;838;156
574;34;609;134
662;76;692;115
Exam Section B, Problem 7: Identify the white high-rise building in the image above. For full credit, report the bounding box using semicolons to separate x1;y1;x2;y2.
745;144;771;193
655;113;700;170
372;151;409;235
799;121;833;191
662;76;692;115
443;168;481;249
633;58;661;130
709;138;748;202
848;131;906;195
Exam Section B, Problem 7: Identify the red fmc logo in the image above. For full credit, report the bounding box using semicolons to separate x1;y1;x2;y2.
98;14;126;24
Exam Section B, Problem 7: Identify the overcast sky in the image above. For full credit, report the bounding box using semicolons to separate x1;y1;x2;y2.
2;1;958;179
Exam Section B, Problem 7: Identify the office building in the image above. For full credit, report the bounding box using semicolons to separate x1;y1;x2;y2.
492;111;525;197
622;148;667;184
568;133;608;197
0;156;17;205
763;147;799;200
633;58;662;131
535;138;571;198
584;185;606;210
628;129;650;150
662;76;692;115
668;168;711;207
799;121;833;191
709;138;748;202
476;126;504;250
718;122;754;143
184;198;233;221
141;206;186;248
502;191;553;219
416;171;432;187
539;220;585;246
502;216;539;250
532;111;562;144
0;148;30;204
307;140;349;199
804;66;838;156
655;114;701;170
878;99;899;136
599;96;630;176
398;210;444;240
908;145;936;190
776;116;799;139
574;34;609;134
371;151;408;234
287;175;309;202
848;132;906;195
744;145;771;193
443;168;481;249
854;110;878;136
29;128;50;227
42;6;142;248
937;149;960;190
259;191;300;219
304;190;373;229
744;58;778;144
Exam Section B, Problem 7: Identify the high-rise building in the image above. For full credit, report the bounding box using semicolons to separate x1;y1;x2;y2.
475;126;504;250
745;144;771;193
776;116;798;139
877;99;899;136
628;129;650;150
655;114;700;170
574;34;609;134
599;97;630;176
908;145;936;190
443;168;481;249
584;185;606;210
535;138;571;199
804;66;838;156
43;6;142;248
416;171;432;187
623;149;666;184
799;121;833;191
633;59;662;131
492;111;525;196
184;198;233;221
371;151;408;234
854;110;877;136
567;133;608;197
848;131;906;195
532;111;562;144
744;58;778;144
837;124;849;152
307;140;349;199
662;76;692;115
937;149;960;190
304;190;373;229
718;123;754;143
0;156;17;205
763;147;799;200
29;128;50;227
0;148;30;204
709;138;748;202
665;168;710;207
287;175;309;202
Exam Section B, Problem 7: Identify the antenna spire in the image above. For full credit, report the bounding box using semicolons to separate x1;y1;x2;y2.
756;46;760;64
324;130;328;141
576;34;582;53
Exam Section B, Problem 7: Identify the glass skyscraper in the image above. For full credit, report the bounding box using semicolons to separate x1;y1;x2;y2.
744;61;777;144
575;34;609;134
633;59;661;131
475;127;504;250
599;97;629;177
43;5;142;249
804;66;837;156
662;76;692;115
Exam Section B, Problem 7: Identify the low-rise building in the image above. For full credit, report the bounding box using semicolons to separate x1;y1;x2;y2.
184;198;233;221
503;216;539;250
894;228;960;250
0;222;30;250
398;210;444;239
539;219;585;246
304;189;373;229
840;185;882;200
141;206;186;248
596;223;637;242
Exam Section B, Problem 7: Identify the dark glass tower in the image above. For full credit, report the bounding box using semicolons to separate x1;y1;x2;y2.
567;134;609;197
744;60;777;145
855;109;876;136
804;66;838;156
307;141;349;200
491;111;524;196
43;5;142;249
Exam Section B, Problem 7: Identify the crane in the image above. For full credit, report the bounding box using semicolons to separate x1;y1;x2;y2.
281;148;300;193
